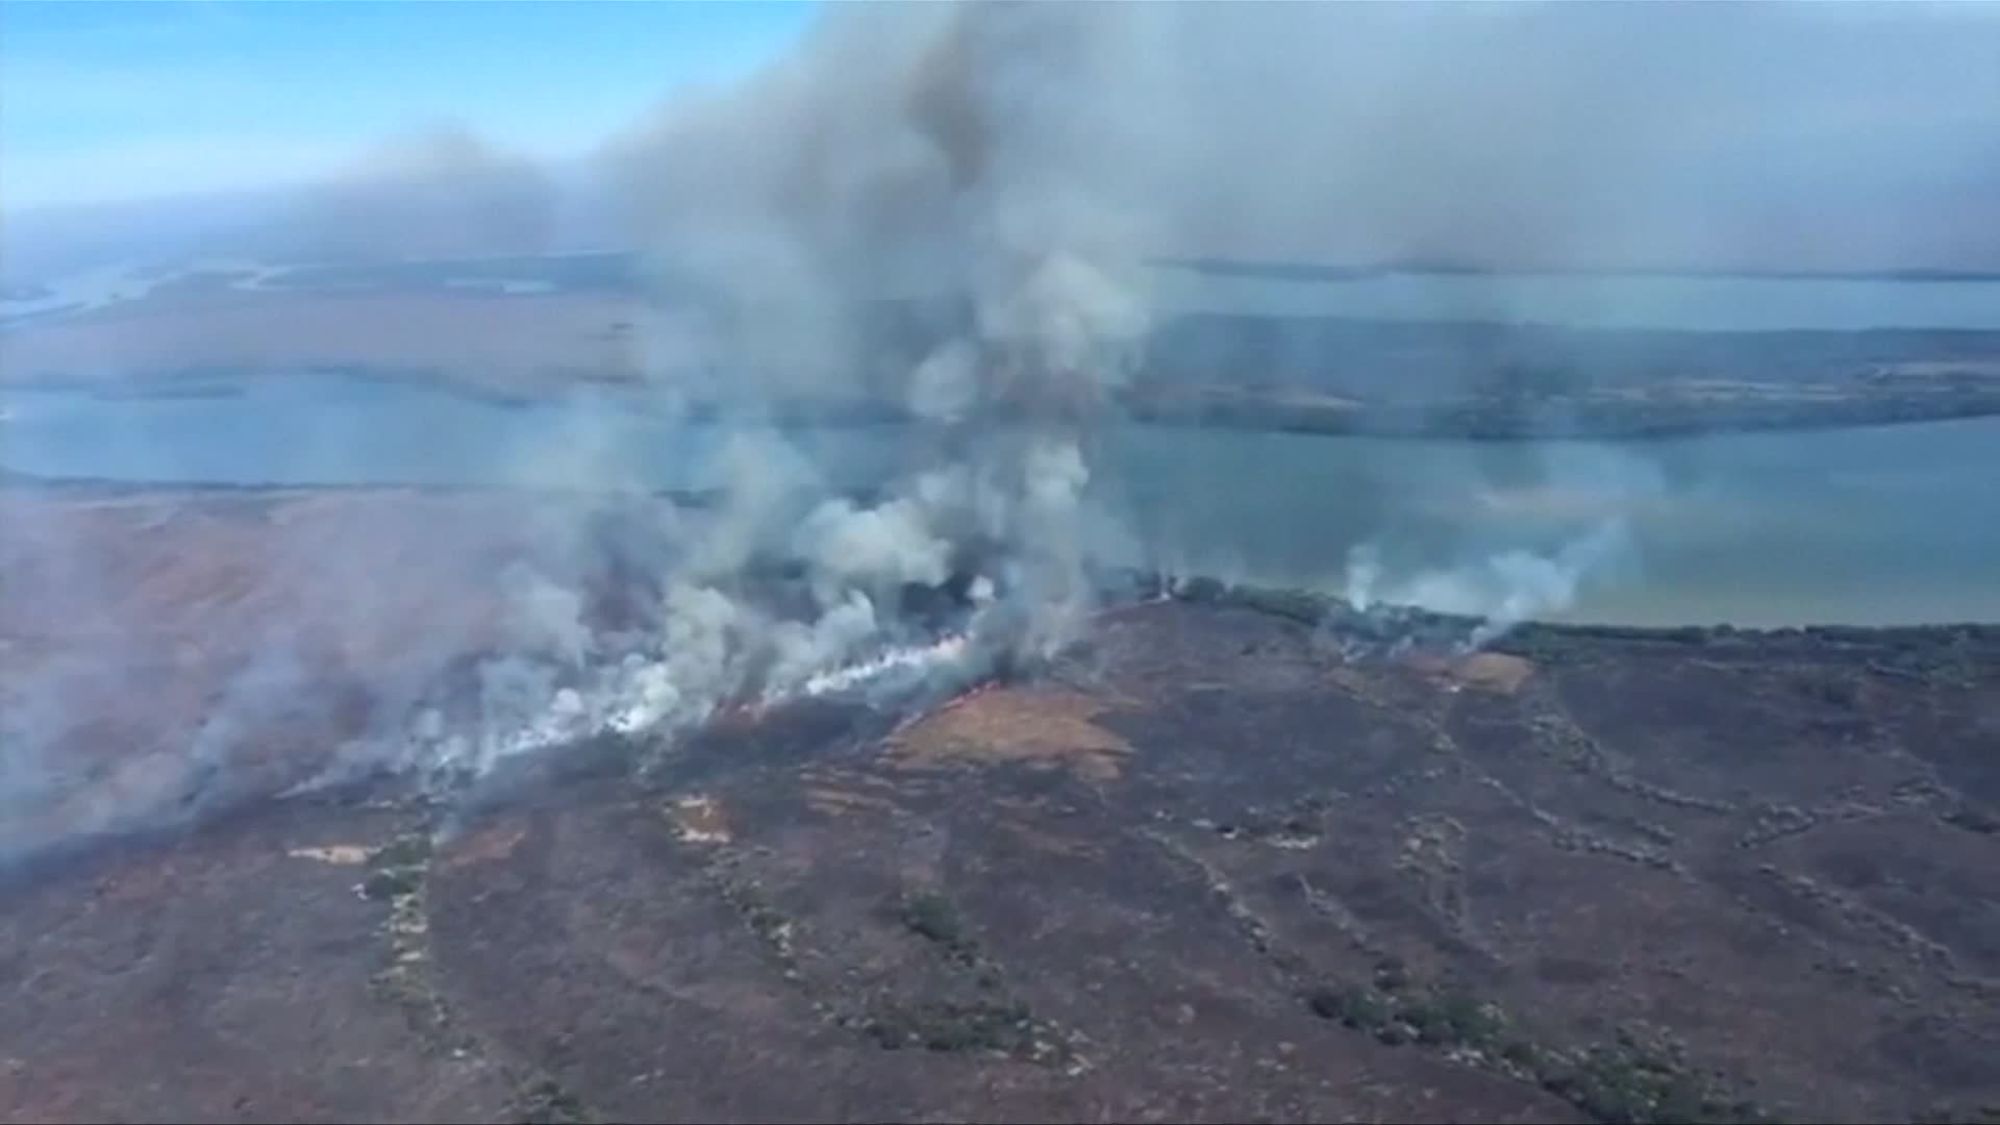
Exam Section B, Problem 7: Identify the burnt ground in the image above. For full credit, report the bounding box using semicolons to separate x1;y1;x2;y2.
3;596;1998;1124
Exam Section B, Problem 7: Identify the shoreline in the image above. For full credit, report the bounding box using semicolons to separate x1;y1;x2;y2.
9;366;2000;442
5;477;1995;633
4;573;1994;884
1155;573;2000;643
1119;387;2000;441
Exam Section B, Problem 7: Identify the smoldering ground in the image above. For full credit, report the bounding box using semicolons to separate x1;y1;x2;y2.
6;1;1997;860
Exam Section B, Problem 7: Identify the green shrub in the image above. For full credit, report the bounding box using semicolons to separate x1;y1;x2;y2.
899;890;967;949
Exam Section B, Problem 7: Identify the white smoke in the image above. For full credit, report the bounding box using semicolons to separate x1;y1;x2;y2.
1340;444;1664;645
498;563;593;668
685;431;822;578
767;592;883;696
908;340;980;422
362;4;1173;788
1347;522;1637;648
794;498;952;602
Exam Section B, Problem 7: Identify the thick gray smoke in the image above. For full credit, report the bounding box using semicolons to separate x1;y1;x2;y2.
15;1;1996;282
1151;2;2000;274
363;2;1175;785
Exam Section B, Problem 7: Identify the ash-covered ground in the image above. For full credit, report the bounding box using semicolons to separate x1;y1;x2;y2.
3;525;1998;1124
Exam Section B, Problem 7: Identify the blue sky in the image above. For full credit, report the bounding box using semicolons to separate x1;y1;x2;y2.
0;0;817;212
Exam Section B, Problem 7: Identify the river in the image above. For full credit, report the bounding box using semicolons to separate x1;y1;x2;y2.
5;372;1996;628
1153;267;2000;331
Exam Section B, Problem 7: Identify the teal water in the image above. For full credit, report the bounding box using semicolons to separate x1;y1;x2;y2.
4;374;1996;627
1108;419;2000;626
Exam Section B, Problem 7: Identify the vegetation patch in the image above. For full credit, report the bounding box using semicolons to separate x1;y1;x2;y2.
1538;1037;1770;1125
1304;963;1507;1051
368;828;595;1124
859;1000;1062;1061
363;831;449;1029
898;889;979;965
1307;983;1393;1034
706;867;802;975
361;864;422;902
1303;968;1769;1125
509;1077;593;1125
868;890;1073;1064
370;833;430;872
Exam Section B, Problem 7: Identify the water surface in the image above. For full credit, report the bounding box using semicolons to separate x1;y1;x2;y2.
6;374;1995;627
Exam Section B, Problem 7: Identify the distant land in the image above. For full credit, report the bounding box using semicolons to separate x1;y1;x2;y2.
7;253;2000;441
1158;255;2000;284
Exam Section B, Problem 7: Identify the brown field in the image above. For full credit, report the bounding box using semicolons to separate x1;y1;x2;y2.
0;290;645;393
10;282;2000;441
0;487;688;856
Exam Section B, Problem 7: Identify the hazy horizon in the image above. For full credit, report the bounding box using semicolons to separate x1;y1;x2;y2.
6;1;2000;280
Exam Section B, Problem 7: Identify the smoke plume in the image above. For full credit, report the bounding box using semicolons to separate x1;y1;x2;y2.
350;2;1175;787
